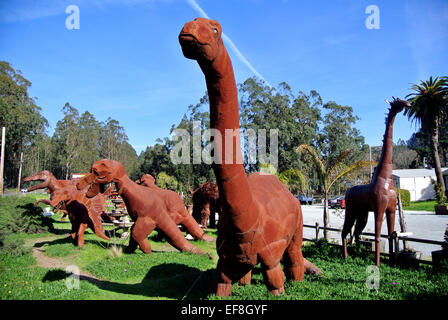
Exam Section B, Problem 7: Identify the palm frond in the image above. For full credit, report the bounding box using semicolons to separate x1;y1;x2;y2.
327;161;376;192
296;144;326;175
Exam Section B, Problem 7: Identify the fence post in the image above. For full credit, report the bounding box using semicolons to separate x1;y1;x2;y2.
397;193;409;250
315;222;319;241
391;231;398;265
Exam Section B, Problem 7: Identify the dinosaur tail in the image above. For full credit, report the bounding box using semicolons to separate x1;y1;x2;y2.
181;211;215;242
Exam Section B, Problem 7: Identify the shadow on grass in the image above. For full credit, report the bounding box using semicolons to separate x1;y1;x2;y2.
42;263;217;299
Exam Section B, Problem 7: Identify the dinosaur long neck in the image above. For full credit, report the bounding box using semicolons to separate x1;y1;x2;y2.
199;45;258;233
372;110;397;185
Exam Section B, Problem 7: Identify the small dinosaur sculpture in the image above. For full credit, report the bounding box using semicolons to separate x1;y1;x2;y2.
341;97;410;266
135;174;214;242
192;182;220;228
76;160;212;258
24;170;110;247
179;18;320;296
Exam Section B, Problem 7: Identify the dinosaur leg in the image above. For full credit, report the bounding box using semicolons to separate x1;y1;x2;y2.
180;212;214;242
261;263;285;296
131;217;156;254
216;257;252;296
70;217;80;244
341;205;357;259
283;233;305;281
353;211;369;246
124;223;138;253
216;258;233;297
77;223;88;247
385;208;396;263
259;239;288;295
238;270;251;286
156;215;209;257
373;206;386;267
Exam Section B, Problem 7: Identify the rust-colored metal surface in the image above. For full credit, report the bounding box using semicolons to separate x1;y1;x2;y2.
179;18;320;296
76;160;212;258
136;174;214;242
192;182;220;228
24;170;109;247
341;97;410;266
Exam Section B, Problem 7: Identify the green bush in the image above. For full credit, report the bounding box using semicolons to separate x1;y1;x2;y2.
0;195;54;239
396;188;411;207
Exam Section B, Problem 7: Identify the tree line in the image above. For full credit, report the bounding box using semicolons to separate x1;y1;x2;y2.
1;61;445;198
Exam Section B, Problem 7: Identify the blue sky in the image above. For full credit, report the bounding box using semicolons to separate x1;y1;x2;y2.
1;0;447;155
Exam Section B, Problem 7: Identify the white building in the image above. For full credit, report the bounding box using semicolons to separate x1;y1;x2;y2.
392;168;448;201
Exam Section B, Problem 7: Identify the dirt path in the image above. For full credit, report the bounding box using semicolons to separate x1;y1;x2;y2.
25;235;101;284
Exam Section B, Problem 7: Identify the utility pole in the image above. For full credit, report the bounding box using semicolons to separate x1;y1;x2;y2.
369;144;373;179
0;127;5;196
16;152;23;194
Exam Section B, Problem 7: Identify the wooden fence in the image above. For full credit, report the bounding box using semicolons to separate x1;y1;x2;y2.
303;222;445;266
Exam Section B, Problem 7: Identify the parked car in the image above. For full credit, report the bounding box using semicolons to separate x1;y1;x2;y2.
297;195;314;205
329;196;344;209
297;195;307;205
337;196;345;209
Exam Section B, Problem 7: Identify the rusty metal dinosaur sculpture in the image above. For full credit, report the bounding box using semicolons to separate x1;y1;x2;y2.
135;174;214;242
341;97;410;266
192;182;220;228
179;18;320;296
24;170;110;247
76;160;212;258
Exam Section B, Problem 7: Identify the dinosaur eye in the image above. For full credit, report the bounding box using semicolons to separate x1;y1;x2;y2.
213;28;218;34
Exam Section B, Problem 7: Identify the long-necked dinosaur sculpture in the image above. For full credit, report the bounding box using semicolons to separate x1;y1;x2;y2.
192;182;220;228
76;160;212;258
135;174;214;242
341;97;410;266
179;18;320;296
24;170;110;247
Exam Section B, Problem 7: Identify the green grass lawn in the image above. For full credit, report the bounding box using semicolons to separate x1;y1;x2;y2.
404;200;436;212
1;195;448;300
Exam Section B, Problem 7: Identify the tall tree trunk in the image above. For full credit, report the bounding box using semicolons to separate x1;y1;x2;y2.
431;122;445;191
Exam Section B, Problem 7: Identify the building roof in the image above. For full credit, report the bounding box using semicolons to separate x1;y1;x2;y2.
393;168;448;178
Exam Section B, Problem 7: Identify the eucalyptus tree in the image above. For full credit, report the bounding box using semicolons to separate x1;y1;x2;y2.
0;61;48;186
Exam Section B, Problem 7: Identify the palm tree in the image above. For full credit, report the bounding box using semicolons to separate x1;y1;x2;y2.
405;76;448;192
296;144;376;239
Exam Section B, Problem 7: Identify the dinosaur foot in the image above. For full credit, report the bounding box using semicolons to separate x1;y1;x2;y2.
216;283;232;297
270;287;285;296
304;259;323;276
202;233;215;242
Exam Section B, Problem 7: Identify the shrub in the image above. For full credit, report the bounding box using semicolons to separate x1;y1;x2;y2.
432;179;447;205
0;196;54;238
395;188;411;207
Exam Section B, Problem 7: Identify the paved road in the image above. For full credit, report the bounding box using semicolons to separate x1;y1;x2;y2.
301;205;448;258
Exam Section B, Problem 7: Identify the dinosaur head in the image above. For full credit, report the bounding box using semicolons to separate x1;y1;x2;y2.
179;17;223;63
385;96;411;114
136;174;155;187
76;159;127;197
24;170;55;192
